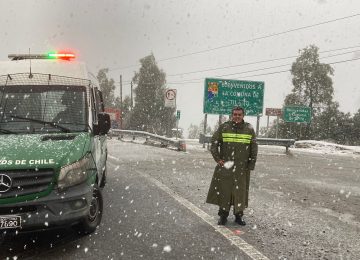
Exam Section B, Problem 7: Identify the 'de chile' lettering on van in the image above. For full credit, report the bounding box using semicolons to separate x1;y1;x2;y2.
0;159;55;165
28;159;55;165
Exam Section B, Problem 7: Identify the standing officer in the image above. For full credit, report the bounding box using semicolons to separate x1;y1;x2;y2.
206;106;258;225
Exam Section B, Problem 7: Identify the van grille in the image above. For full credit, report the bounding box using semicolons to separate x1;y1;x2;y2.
0;205;37;214
0;169;54;199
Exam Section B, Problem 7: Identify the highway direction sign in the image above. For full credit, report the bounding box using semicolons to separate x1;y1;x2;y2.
283;106;311;123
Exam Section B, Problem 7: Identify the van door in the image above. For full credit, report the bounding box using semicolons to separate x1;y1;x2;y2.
92;87;107;179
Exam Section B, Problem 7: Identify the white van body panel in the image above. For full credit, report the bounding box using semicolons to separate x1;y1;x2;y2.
0;59;100;130
0;60;90;80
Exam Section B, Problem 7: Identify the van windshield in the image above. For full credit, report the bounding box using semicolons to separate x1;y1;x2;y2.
0;85;88;134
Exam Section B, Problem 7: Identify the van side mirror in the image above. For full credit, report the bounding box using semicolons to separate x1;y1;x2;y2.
94;113;111;135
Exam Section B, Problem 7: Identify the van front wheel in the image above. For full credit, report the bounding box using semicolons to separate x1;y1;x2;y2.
76;185;103;234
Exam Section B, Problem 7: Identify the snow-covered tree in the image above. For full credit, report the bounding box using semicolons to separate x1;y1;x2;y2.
129;54;176;135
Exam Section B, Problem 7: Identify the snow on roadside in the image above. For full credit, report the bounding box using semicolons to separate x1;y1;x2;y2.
184;138;360;156
184;139;210;152
110;136;360;156
294;140;360;155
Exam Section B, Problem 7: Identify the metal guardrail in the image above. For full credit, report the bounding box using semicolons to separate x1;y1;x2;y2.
256;138;295;152
199;134;295;152
109;129;186;152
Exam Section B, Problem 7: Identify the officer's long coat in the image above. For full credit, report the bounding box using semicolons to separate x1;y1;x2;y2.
206;120;258;214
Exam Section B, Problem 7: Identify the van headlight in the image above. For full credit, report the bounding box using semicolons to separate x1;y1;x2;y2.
58;156;92;189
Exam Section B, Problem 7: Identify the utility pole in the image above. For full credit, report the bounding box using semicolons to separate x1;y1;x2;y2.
130;80;133;109
120;75;123;129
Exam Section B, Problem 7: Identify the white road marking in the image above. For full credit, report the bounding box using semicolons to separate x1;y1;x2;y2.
108;155;269;260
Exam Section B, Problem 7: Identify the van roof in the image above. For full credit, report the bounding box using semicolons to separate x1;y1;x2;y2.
0;59;90;80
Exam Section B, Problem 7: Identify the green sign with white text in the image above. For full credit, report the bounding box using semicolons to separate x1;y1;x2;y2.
283;106;311;123
203;78;264;116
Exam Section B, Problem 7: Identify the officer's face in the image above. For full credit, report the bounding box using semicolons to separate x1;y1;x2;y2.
232;109;244;123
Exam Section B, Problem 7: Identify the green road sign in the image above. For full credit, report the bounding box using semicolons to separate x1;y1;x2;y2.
283;106;311;123
203;78;264;116
176;110;180;120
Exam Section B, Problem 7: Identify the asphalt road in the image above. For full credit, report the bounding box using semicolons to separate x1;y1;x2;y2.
1;140;359;259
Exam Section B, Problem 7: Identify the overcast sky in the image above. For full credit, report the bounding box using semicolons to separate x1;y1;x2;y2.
1;0;360;135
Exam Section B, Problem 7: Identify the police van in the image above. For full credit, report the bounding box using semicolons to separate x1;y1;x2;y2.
0;52;110;235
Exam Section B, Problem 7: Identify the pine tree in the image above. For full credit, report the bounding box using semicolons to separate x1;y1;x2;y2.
96;68;131;128
97;68;116;108
352;109;360;145
129;54;176;135
286;45;334;139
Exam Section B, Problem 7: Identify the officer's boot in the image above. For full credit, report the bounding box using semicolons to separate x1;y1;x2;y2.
234;211;246;226
217;208;229;225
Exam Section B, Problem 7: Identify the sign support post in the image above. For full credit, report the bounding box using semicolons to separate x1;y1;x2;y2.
203;113;207;148
176;109;180;139
176;119;179;140
120;75;123;129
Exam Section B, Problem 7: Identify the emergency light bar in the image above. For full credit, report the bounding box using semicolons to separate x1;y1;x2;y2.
8;52;76;61
48;53;75;59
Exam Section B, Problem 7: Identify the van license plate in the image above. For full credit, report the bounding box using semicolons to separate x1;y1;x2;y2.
0;216;21;229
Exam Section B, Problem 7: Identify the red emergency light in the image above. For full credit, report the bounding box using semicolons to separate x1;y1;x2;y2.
47;52;76;60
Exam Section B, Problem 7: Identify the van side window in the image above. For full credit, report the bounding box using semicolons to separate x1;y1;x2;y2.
95;88;104;113
91;88;98;125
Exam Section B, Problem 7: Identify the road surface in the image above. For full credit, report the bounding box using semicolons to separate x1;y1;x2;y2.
1;140;359;259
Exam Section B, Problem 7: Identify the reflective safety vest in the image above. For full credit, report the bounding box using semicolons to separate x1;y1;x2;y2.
210;120;258;168
221;133;252;144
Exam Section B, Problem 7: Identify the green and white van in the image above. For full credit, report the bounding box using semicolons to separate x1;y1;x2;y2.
0;52;110;235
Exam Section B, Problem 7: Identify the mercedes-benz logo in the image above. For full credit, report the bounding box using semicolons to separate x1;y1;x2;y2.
0;174;12;193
